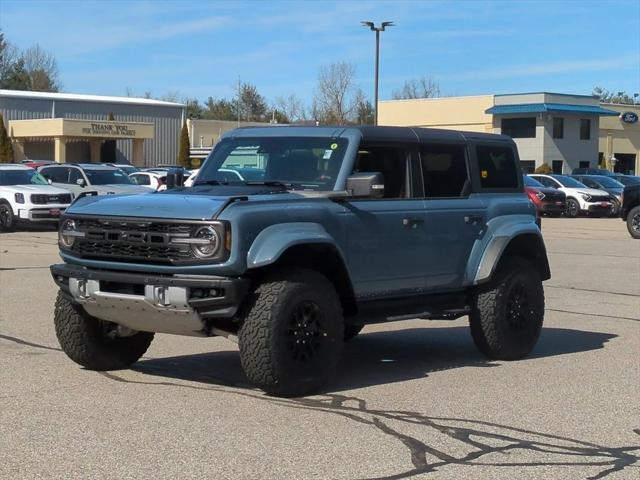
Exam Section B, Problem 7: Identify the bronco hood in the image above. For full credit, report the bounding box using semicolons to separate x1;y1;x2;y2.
66;192;232;220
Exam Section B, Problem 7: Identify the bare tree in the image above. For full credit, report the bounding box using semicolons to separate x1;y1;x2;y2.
0;32;20;83
22;44;60;92
392;76;440;100
274;93;307;123
313;62;358;124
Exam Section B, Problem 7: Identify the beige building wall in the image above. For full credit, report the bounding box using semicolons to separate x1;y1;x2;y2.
598;103;640;174
378;95;494;132
187;119;271;147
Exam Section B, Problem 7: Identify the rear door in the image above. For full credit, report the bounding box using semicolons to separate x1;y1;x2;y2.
418;142;486;291
342;142;427;299
41;166;76;193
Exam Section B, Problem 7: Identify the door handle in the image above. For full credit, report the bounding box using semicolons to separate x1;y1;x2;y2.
464;214;484;225
403;217;424;228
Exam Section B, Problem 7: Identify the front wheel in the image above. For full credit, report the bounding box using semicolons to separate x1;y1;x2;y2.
627;206;640;239
0;202;15;231
469;257;544;360
238;268;344;397
54;292;154;370
565;198;580;218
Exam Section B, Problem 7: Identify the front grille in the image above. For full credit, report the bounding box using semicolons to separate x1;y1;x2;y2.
70;218;199;264
588;195;611;203
31;193;72;204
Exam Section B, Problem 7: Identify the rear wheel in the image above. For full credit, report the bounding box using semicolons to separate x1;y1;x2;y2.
54;292;154;370
627;206;640;239
238;268;344;397
565;198;580;218
470;256;544;360
0;202;15;231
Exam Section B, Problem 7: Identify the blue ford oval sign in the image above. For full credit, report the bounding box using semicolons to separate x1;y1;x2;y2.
620;111;638;124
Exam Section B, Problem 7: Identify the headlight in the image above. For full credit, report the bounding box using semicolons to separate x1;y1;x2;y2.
58;219;85;248
581;193;591;201
191;225;220;258
535;191;545;200
170;223;226;259
15;193;25;204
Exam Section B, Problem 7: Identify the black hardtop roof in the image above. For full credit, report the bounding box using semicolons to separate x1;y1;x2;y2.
227;125;512;144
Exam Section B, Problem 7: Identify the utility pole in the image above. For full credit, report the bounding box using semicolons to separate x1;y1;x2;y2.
361;21;394;125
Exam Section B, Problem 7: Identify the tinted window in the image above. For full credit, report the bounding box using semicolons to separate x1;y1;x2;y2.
591;176;623;188
532;176;557;188
41;167;69;183
523;175;544;187
355;145;408;198
553;175;586;188
476;145;518;189
419;144;468;198
579;177;598;188
131;174;150;185
69;169;84;184
501;118;536;138
0;169;48;186
580;119;591;140
84;169;133;185
553;117;564;139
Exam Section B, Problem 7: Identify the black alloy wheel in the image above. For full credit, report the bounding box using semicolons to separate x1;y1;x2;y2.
0;203;14;231
287;300;326;362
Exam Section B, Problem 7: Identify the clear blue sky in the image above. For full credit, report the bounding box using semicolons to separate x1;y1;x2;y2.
1;0;639;105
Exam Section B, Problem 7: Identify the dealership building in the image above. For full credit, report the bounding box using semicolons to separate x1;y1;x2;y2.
0;89;184;166
379;92;640;175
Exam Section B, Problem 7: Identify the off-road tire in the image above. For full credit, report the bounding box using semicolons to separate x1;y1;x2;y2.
344;325;364;341
0;201;15;231
469;256;544;360
238;268;344;397
565;198;580;218
626;206;640;239
54;291;154;370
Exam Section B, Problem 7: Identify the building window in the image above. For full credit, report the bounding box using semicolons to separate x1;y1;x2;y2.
552;160;563;174
580;119;591;140
520;160;535;173
552;117;564;139
501;117;536;138
579;161;590;169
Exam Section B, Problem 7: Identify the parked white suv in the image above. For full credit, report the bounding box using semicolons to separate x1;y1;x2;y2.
39;164;153;197
0;165;73;230
529;174;612;217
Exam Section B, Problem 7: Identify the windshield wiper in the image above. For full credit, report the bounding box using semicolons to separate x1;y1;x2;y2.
244;181;291;188
193;179;228;186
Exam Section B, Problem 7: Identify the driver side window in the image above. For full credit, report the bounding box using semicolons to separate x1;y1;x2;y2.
69;169;84;185
353;145;409;198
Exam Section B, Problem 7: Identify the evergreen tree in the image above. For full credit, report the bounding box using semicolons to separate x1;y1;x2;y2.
177;122;191;168
0;114;14;163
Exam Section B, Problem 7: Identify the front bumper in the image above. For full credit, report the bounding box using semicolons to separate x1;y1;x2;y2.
51;263;250;336
18;205;68;222
585;202;612;213
539;201;566;213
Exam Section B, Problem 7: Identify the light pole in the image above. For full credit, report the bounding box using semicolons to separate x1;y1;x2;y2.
361;21;394;125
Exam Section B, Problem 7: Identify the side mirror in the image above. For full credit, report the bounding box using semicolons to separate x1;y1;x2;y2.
76;178;86;187
346;172;385;198
165;168;185;190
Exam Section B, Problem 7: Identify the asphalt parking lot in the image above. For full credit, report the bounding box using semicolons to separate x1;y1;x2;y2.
1;217;638;480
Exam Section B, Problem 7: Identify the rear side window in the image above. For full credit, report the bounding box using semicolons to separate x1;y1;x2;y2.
40;167;69;184
476;145;518;189
419;144;469;198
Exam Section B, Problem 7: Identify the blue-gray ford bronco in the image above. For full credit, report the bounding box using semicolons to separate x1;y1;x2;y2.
51;126;550;397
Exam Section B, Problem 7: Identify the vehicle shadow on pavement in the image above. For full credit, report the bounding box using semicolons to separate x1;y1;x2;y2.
131;326;616;393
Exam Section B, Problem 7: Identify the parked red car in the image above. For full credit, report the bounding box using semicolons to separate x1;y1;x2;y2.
524;175;566;216
21;160;55;169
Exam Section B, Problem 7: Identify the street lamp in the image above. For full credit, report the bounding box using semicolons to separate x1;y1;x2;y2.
361;21;394;125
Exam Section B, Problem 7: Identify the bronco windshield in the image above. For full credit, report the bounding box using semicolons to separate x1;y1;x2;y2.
84;169;133;185
196;137;349;190
0;169;48;186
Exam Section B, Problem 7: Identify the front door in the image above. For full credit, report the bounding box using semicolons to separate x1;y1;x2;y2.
341;144;427;299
